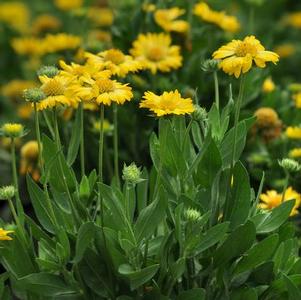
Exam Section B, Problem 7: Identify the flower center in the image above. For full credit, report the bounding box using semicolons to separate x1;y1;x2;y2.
96;79;114;93
235;42;257;57
147;46;165;61
42;79;65;96
104;49;125;65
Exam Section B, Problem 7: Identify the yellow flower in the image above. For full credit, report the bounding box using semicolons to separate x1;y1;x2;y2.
142;3;156;13
274;44;296;58
262;77;275;93
1;80;36;100
285;12;301;29
154;7;189;33
194;2;240;33
32;14;61;35
54;0;83;11
259;187;301;216
0;2;29;33
20;140;40;181
85;49;144;77
0;228;14;241
42;33;81;54
92;119;113;134
88;7;114;27
1;123;24;138
289;148;301;159
293;93;301;108
18;104;33;119
11;37;45;57
37;74;78;110
140;90;195;117
130;33;182;74
212;35;279;78
286;126;301;139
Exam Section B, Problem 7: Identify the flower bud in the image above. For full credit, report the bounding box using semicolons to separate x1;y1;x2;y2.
122;163;143;184
201;59;219;73
23;88;45;103
1;123;24;138
37;65;59;78
279;158;301;173
192;105;207;122
184;208;201;222
0;185;16;200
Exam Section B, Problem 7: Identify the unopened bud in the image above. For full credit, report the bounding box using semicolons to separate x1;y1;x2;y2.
0;185;15;200
279;158;301;173
122;163;143;184
37;65;59;78
23;88;45;103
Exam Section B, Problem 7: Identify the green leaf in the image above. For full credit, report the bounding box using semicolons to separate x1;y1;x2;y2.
67;107;81;166
74;222;95;263
255;200;295;233
214;221;256;267
230;288;258;300
18;273;78;297
284;273;301;300
26;175;55;233
119;264;159;290
233;234;279;275
176;288;206;300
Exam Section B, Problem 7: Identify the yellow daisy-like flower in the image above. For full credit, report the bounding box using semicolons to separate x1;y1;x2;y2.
1;123;24;138
11;37;45;57
262;77;275;93
37;74;78;110
286;126;301;139
154;7;189;33
42;33;81;54
85;49;144;77
274;44;296;59
54;0;83;11
32;14;61;35
212;35;279;78
0;228;14;241
130;33;182;74
293;93;301;108
194;2;240;33
289;148;301;159
259;187;301;216
88;7;114;27
140;90;195;117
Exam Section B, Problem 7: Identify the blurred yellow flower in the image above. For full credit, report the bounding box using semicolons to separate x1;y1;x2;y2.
285;12;301;29
42;33;81;53
0;2;29;33
18;104;33;120
93;119;113;134
85;49;144;77
88;7;114;27
262;77;275;93
0;228;14;241
130;33;182;74
142;3;156;13
1;80;36;101
140;90;195;117
154;7;189;33
289;148;301;159
54;0;83;11
20;140;40;181
11;37;45;56
259;187;301;216
32;14;61;35
293;93;301;108
212;35;279;78
274;44;296;58
194;2;240;33
1;123;24;138
286;126;301;139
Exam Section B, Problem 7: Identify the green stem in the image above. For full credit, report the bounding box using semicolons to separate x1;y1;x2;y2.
125;182;131;220
281;171;289;203
113;103;120;187
11;138;24;225
98;104;104;183
42;111;55;139
79;102;85;178
213;71;220;112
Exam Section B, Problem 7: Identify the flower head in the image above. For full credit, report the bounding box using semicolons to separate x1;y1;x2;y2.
1;123;24;138
37;66;59;78
23;88;46;103
88;7;114;27
293;93;301;108
289;148;301;159
0;186;16;200
274;44;296;59
32;14;61;35
259;187;301;216
279;158;301;173
184;208;201;222
154;7;189;33
212;35;279;78
286;126;301;139
122;163;143;184
130;33;182;74
1;80;36;101
20;141;40;181
54;0;83;11
140;90;195;117
0;228;14;241
262;77;275;93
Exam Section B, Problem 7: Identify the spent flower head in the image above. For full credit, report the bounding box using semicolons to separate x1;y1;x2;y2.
37;65;59;78
122;163;143;184
23;88;46;103
0;186;16;200
279;158;301;173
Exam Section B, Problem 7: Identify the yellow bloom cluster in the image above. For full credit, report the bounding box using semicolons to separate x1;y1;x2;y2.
286;127;301;139
194;2;240;33
11;33;81;57
154;7;189;33
259;187;301;216
213;36;279;78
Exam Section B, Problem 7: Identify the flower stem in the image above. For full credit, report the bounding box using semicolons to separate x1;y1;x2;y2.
213;71;220;111
98;104;104;183
11;138;24;225
79;102;85;178
42;111;55;139
281;170;289;203
113;103;120;187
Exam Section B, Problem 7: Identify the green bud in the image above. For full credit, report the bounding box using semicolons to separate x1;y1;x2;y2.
0;185;16;200
23;88;45;103
37;65;59;78
278;158;301;173
122;163;143;184
201;59;219;73
184;208;201;222
192;105;207;122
